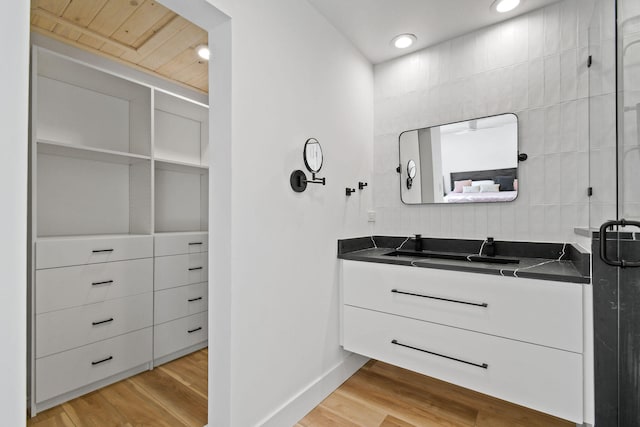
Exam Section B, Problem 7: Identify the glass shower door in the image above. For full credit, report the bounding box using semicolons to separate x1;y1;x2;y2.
592;0;640;425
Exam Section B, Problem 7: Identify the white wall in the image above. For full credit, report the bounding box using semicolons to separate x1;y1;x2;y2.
0;1;29;425
373;0;615;243
205;0;374;425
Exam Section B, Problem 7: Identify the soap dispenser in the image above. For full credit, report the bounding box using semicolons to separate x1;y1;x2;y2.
414;234;423;252
485;237;495;257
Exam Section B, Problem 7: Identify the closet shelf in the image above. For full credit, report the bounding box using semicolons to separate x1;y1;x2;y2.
37;233;152;241
154;158;209;174
37;139;151;165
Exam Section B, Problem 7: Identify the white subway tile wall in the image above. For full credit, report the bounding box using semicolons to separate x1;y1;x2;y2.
373;0;616;242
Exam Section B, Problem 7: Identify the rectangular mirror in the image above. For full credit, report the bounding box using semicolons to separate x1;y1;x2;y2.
399;113;519;204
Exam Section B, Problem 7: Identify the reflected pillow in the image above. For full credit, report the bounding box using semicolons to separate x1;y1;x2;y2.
462;185;480;193
453;180;472;193
471;180;495;187
480;184;500;193
494;176;515;191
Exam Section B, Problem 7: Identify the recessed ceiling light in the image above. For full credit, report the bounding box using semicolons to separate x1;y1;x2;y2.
196;45;210;61
391;34;417;49
492;0;521;13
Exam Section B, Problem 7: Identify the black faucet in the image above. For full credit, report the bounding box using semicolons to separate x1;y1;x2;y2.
414;234;423;252
484;237;495;257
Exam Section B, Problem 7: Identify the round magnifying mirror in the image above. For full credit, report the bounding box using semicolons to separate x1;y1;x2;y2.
304;138;324;173
407;160;417;179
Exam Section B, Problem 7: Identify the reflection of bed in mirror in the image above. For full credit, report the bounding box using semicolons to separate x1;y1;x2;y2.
444;167;518;203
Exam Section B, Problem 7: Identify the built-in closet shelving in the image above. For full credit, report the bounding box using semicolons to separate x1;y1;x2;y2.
153;90;209;235
29;46;209;416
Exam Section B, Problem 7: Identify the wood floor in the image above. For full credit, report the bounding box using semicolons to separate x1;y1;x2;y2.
29;351;573;427
297;360;574;427
27;348;208;427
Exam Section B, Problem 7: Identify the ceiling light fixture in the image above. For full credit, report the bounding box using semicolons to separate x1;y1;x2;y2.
492;0;521;13
391;34;417;49
196;45;210;61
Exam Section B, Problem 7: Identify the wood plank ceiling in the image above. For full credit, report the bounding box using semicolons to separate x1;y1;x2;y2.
31;0;209;93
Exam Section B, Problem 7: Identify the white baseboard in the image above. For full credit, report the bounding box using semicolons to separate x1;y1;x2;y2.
256;352;369;427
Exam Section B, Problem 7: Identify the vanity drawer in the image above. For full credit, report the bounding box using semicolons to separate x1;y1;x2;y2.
154;232;208;256
343;306;583;423
154;253;208;291
154;282;208;325
36;235;153;269
154;311;208;359
35;327;152;403
36;293;152;358
35;258;153;314
343;261;583;352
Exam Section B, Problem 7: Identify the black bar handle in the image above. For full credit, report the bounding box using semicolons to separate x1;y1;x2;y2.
92;318;114;326
599;219;640;268
91;280;114;286
391;289;488;308
391;339;488;369
92;249;114;253
189;266;203;271
189;242;203;246
188;297;203;302
188;326;202;334
91;356;113;366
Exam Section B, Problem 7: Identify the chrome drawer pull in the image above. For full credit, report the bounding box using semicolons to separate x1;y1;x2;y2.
189;267;203;271
91;356;113;366
391;289;488;308
189;242;203;246
92;249;114;253
391;339;488;369
91;280;114;286
188;297;203;302
188;326;202;334
92;318;114;326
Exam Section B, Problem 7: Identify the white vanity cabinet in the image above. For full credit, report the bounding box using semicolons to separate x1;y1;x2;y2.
153;232;209;364
341;261;586;424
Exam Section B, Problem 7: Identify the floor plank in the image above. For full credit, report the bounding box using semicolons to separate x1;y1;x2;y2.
127;367;207;426
62;391;129;427
99;378;187;427
157;355;208;399
28;411;76;427
380;415;416;427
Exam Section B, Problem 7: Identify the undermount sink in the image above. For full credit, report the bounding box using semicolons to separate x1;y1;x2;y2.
384;250;520;265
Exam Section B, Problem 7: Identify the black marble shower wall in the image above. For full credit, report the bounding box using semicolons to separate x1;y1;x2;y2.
593;236;640;426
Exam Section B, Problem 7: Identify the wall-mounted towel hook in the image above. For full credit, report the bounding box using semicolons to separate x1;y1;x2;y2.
346;188;356;196
358;182;368;190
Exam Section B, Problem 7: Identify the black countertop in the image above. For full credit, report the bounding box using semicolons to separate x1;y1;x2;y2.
338;236;591;284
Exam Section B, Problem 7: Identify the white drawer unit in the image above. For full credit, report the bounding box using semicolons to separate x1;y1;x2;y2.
154;311;208;360
341;260;588;424
154;282;208;325
343;306;583;423
154;232;208;256
36;235;153;269
35;258;153;314
154;252;208;291
35;328;152;403
36;293;153;358
343;261;583;352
